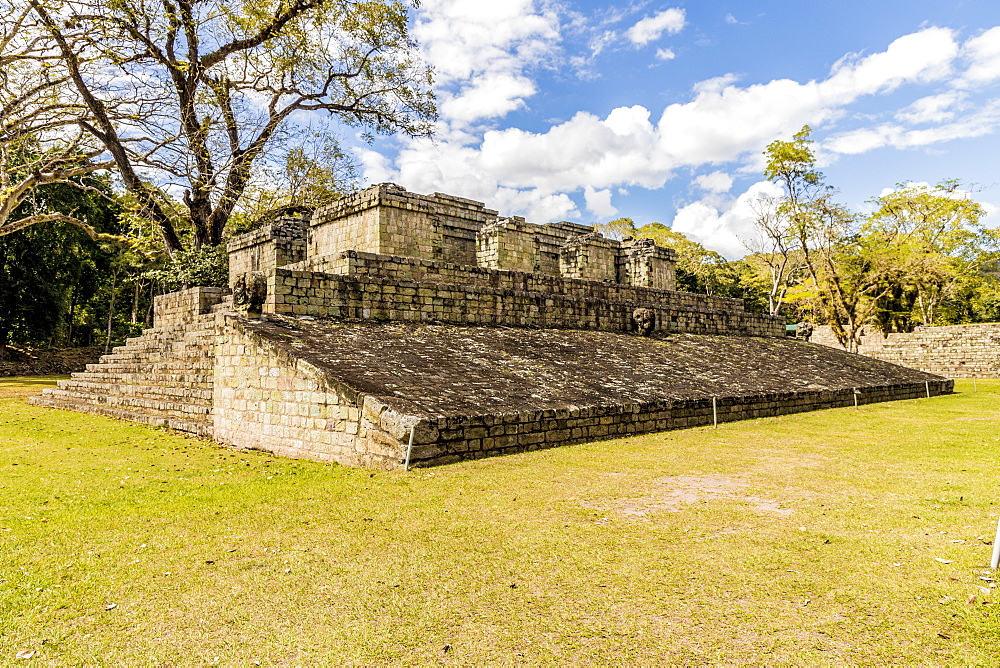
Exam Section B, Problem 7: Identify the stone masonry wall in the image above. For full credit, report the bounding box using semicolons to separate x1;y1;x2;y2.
304;183;678;288
812;323;1000;377
227;218;308;286
212;315;413;469
559;233;618;282
618;238;677;291
309;183;498;265
231;316;953;469
287;251;732;313
477;217;540;273
153;287;229;328
266;268;785;336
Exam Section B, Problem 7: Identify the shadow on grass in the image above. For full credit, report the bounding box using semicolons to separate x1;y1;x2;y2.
0;376;65;399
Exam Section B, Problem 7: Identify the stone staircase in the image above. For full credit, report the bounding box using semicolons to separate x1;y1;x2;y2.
29;313;218;436
867;324;1000;378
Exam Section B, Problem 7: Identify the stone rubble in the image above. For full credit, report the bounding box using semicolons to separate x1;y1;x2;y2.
30;183;955;469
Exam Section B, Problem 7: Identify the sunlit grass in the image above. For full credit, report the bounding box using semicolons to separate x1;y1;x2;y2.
2;377;999;663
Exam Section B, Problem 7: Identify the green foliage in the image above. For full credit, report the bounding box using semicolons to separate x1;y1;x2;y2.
144;245;229;292
29;0;436;252
754;127;1000;347
0;174;127;347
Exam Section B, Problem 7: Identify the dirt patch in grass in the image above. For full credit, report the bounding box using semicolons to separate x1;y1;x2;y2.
584;474;794;517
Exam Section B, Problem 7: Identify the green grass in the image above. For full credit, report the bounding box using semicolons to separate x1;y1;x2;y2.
2;376;1000;664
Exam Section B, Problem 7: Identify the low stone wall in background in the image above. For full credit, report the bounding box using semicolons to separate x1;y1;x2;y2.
289;250;733;309
407;381;951;466
812;323;1000;378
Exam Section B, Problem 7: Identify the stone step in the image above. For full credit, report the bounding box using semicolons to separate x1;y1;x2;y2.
38;388;213;416
85;361;214;373
117;335;214;349
32;310;222;438
28;395;212;437
95;352;213;365
70;371;213;387
53;380;213;402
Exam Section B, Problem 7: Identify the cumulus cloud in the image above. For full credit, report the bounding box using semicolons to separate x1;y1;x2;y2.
364;21;993;225
625;8;686;46
584;186;618;218
894;92;966;124
413;0;561;126
960;26;1000;86
826;98;1000;155
694;171;734;193
670;181;783;258
655;48;676;61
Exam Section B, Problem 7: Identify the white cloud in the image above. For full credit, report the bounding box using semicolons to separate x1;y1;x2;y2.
826;98;1000;154
584;186;617;218
894;92;965;124
413;0;561;126
655;48;676;61
960;26;1000;86
363;24;991;225
694;171;734;193
625;8;686;47
670;181;783;258
822;27;958;99
982;201;1000;228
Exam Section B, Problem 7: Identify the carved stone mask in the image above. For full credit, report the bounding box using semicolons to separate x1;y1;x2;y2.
233;271;267;316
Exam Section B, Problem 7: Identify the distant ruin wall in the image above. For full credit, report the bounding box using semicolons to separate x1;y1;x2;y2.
153;287;229;328
308;184;496;265
812;323;1000;378
265;268;785;337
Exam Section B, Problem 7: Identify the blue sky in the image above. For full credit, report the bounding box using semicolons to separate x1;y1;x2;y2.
356;0;1000;257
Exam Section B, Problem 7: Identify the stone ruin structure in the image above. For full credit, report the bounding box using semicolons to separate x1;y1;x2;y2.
811;324;1000;378
32;183;953;469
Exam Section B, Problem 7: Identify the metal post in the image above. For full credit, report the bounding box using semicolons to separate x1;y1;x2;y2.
712;397;717;428
925;380;930;398
404;425;415;472
853;388;858;409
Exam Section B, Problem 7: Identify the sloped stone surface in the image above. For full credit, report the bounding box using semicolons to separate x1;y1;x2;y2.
243;316;948;419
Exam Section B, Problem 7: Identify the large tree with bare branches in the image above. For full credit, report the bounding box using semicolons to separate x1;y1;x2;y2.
28;0;435;254
0;2;115;239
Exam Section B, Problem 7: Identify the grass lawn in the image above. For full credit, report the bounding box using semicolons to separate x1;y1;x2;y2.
2;376;1000;664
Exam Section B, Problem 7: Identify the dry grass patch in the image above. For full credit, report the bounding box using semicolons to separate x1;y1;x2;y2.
1;377;999;664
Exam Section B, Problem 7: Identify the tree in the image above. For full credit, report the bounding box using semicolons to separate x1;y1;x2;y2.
29;0;435;254
762;127;892;350
866;181;1000;327
0;2;115;239
744;194;807;316
232;123;360;233
0;173;122;352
